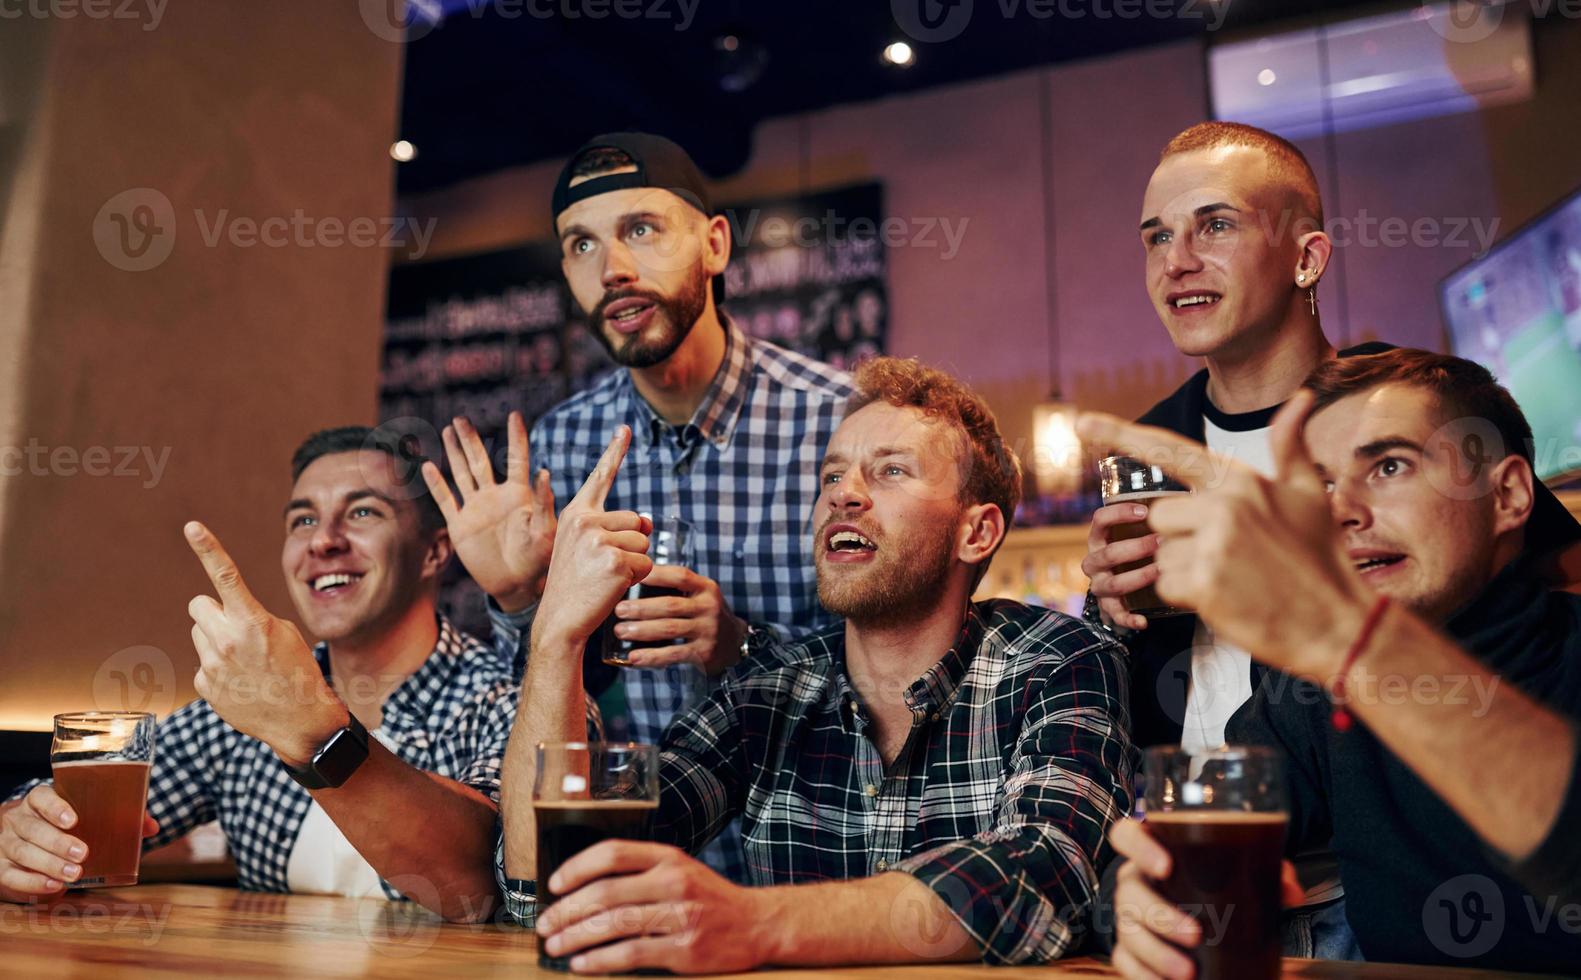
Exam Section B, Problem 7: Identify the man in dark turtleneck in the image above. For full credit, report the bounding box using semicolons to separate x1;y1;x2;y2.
1091;348;1581;976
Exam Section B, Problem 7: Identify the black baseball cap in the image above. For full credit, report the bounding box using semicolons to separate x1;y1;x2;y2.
552;132;725;303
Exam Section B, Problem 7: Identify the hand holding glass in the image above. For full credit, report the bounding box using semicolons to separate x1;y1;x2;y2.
533;741;659;971
599;514;694;666
1142;745;1288;980
1099;456;1191;618
50;711;156;887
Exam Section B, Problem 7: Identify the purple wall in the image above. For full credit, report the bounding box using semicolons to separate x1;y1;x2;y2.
404;18;1581;459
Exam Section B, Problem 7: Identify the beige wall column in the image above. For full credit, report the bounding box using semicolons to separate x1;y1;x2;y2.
0;6;405;730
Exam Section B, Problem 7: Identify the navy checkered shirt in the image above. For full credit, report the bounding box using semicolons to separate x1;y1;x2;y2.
500;600;1135;963
494;315;852;880
11;615;557;901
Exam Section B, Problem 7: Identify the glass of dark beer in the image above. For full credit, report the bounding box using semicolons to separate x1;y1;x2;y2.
1099;455;1191;618
534;741;659;971
600;514;694;666
1142;745;1288;980
50;711;156;887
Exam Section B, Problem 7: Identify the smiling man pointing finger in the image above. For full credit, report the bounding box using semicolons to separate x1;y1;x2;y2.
2;426;600;918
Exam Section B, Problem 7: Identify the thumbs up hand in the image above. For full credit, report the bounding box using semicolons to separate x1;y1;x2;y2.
1077;391;1371;681
184;521;346;767
530;427;654;655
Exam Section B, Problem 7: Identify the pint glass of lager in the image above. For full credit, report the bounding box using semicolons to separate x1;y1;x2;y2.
1143;745;1288;980
50;711;156;887
533;742;659;971
1098;455;1191;618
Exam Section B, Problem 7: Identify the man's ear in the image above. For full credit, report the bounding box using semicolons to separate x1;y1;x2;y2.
703;213;732;278
1489;454;1535;538
422;528;454;581
1294;227;1334;284
957;502;1006;568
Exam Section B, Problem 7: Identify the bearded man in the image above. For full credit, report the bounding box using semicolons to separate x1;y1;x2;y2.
496;357;1135;972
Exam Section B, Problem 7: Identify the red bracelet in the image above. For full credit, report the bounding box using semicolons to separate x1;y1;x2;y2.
1330;595;1391;733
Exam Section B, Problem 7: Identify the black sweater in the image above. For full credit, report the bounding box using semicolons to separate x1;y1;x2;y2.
1227;558;1581;973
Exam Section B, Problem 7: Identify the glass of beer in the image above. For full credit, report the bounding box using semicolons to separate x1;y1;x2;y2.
50;711;156;887
1142;745;1288;980
1099;455;1191;618
534;741;659;971
600;514;694;666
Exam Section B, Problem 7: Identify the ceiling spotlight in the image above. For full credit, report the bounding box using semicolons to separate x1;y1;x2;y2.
712;30;768;92
1257;68;1277;86
390;139;417;163
883;41;914;67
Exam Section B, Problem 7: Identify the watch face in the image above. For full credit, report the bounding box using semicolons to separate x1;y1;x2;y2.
745;626;780;661
312;726;368;788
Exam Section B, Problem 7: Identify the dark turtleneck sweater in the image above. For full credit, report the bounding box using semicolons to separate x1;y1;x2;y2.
1226;556;1581;973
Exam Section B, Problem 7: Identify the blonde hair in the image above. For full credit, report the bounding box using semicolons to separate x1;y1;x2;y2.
1162;121;1323;227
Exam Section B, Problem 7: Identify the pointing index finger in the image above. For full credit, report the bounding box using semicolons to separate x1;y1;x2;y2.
1077;411;1230;493
183;521;261;613
1268;388;1324;490
572;426;631;511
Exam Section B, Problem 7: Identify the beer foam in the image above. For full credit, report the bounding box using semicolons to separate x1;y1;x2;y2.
1147;810;1288;825
1104;490;1192;505
532;799;657;809
51;759;151;768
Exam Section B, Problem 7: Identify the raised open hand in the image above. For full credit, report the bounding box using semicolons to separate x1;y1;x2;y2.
422;412;556;613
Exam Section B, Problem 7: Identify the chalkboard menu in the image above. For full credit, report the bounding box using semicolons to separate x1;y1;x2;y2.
722;182;887;372
378;182;887;631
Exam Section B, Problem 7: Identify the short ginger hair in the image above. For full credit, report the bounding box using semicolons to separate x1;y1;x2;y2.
847;358;1022;581
1162;121;1324;228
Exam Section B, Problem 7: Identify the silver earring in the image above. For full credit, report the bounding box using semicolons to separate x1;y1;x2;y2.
1308;287;1317;316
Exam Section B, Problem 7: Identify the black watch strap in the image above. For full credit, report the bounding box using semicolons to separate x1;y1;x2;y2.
281;711;369;790
1082;592;1120;637
739;623;777;664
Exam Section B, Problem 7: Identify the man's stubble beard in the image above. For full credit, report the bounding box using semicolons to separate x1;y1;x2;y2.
817;514;958;630
588;262;710;369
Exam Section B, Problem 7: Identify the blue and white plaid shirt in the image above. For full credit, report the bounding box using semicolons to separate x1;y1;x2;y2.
500;600;1136;963
494;315;852;879
13;615;528;901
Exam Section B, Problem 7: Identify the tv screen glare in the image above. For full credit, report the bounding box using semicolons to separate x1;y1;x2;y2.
1440;185;1581;484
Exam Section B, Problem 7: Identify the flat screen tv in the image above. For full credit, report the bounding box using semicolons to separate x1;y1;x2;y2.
1440;183;1581;484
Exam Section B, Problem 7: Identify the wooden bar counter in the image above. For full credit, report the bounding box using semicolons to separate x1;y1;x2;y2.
0;885;1561;978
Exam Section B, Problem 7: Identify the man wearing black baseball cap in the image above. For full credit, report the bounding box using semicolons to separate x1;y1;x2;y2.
445;132;853;881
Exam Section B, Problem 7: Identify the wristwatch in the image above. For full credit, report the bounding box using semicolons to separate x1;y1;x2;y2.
738;623;774;665
280;711;369;790
1082;591;1121;637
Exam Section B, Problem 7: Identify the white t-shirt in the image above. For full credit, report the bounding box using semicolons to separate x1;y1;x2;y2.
1181;415;1343;906
284;728;396;898
1178;417;1273;755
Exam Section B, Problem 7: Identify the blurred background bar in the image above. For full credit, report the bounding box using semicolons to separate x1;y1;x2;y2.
2;0;1579;753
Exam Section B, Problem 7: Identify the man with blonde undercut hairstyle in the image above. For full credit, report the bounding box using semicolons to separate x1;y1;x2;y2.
1080;121;1581;958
